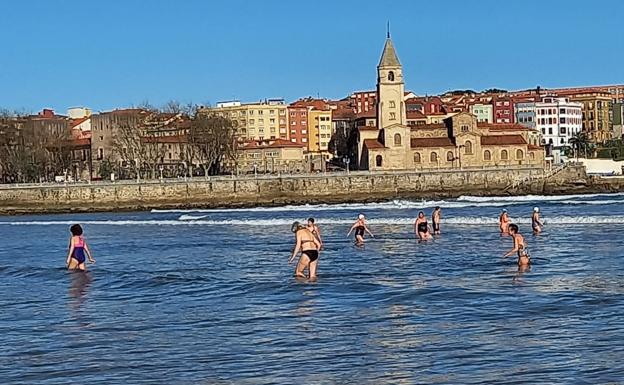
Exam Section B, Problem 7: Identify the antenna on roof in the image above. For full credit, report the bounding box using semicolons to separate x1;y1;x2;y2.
387;21;390;39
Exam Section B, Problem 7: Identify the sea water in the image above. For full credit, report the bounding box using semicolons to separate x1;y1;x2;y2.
1;193;624;384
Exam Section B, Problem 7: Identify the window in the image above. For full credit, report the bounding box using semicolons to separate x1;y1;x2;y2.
390;112;396;120
394;133;402;146
484;150;491;161
388;71;394;81
414;153;421;163
97;148;104;160
530;152;535;160
516;149;524;159
465;140;473;155
376;155;383;167
560;108;565;114
548;127;553;135
389;101;396;108
430;152;438;163
447;151;454;161
501;149;508;160
302;138;307;143
460;124;469;132
560;127;566;134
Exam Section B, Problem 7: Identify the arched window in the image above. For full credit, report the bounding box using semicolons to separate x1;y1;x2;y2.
465;140;473;155
430;152;438;163
484;150;491;161
501;149;508;160
447;151;454;161
375;154;383;167
414;153;421;163
394;133;402;146
530;152;535;160
388;71;395;81
516;149;524;159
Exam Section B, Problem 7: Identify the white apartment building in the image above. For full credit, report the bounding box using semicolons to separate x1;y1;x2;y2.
469;103;493;123
516;96;582;148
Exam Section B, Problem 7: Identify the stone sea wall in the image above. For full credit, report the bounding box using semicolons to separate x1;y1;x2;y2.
0;165;618;215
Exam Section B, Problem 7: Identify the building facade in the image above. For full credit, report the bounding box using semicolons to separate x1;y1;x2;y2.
235;139;306;174
469;103;493;123
203;99;288;142
567;92;612;143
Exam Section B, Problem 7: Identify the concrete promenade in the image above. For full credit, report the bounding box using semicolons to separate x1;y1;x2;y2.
0;164;620;215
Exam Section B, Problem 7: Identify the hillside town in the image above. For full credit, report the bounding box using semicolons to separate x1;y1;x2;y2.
1;34;624;183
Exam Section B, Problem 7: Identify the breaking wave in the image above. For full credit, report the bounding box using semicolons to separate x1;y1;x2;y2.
153;193;624;214
3;215;624;226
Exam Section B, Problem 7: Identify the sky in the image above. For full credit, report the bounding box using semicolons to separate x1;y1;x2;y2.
1;0;623;113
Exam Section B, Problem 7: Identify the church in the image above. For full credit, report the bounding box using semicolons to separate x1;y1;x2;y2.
357;34;545;171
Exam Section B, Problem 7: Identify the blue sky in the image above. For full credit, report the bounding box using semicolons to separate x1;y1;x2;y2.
1;0;622;113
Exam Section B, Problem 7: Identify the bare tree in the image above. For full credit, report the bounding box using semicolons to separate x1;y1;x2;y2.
188;113;237;176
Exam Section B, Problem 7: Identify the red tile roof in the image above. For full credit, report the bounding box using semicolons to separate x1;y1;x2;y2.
358;125;378;131
406;110;426;119
478;122;527;130
241;139;304;149
355;110;376;119
480;135;527;146
528;144;543;150
410;137;455;148
70;117;89;129
363;139;386;149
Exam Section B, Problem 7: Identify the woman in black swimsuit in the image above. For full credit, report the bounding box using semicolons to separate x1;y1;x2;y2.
289;221;322;279
347;214;374;245
414;211;432;240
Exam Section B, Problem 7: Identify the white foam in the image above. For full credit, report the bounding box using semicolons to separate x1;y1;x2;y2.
150;193;624;214
457;192;624;203
3;215;624;227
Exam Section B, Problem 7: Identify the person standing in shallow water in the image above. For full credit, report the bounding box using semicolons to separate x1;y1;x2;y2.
414;211;432;240
289;222;321;280
503;224;531;267
307;217;323;249
499;209;511;234
532;207;544;235
347;214;374;245
431;206;442;235
66;224;95;271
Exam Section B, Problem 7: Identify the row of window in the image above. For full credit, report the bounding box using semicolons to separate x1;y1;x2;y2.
537;108;581;115
412;149;529;163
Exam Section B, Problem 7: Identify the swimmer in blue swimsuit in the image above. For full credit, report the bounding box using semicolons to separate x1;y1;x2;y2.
66;224;95;271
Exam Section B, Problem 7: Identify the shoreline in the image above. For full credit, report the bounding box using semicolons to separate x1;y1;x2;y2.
1;176;621;216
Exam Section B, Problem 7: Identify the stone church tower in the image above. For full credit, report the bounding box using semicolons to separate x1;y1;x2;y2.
377;32;406;131
373;32;411;169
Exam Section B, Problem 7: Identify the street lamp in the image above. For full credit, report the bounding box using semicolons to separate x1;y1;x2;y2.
159;165;164;181
342;156;350;173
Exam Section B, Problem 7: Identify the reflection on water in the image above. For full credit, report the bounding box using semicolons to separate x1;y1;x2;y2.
2;194;624;384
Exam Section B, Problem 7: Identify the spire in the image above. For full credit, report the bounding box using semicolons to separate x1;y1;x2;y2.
378;36;401;67
387;21;390;39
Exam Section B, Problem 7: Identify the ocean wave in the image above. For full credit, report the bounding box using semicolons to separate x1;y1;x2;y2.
149;193;624;214
457;192;624;203
3;215;624;226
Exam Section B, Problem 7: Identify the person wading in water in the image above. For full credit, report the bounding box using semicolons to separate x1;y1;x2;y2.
289;221;321;280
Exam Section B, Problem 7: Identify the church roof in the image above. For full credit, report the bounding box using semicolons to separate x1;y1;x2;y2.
378;38;401;67
411;137;456;148
480;135;527;146
363;138;386;149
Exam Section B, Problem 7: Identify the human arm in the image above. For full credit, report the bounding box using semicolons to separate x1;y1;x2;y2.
346;223;356;237
503;236;520;258
84;241;96;264
66;237;75;266
289;233;301;264
364;225;374;237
